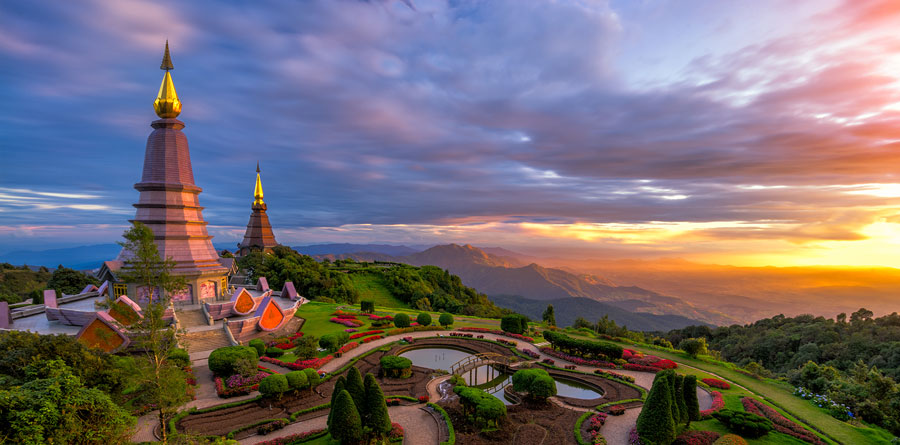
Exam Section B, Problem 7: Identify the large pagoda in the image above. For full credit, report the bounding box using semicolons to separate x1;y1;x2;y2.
236;163;279;256
99;42;230;305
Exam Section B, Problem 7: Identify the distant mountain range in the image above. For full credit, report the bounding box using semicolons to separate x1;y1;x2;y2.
293;243;428;257
0;243;236;271
315;243;733;327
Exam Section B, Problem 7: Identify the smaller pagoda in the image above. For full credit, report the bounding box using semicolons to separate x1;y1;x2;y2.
236;162;279;256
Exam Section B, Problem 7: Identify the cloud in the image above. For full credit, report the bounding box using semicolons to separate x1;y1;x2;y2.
2;0;900;265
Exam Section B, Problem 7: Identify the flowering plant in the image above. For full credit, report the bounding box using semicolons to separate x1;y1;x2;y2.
350;330;385;339
330;317;364;327
793;387;854;421
702;378;731;390
389;422;404;440
418;395;429;403
672;430;720;445
743;397;826;444
699;391;724;418
362;335;384;343
255;428;326;445
338;342;360;354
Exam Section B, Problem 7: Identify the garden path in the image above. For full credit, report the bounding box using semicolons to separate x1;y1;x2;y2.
237;405;439;445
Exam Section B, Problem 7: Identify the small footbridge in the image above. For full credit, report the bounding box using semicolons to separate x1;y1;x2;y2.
450;353;519;386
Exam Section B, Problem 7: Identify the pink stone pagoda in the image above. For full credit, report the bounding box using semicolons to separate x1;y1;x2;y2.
99;42;229;305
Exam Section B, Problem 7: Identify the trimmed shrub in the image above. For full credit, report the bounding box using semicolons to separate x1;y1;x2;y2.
259;374;289;399
266;347;285;358
542;330;623;359
249;339;266;357
303;367;320;388
363;373;392;436
330;390;363;445
674;374;688;425
208;346;258;377
380;355;413;379
684;375;701;422
636;370;676;445
345;366;366;409
713;434;748;445
286;370;309;391
713;409;773;438
454;386;506;429
327;376;346;429
168;348;190;368
512;368;557;401
500;314;527;334
394;313;410;328
438;313;454;327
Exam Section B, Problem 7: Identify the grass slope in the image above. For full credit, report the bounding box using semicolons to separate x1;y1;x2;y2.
346;272;409;309
602;339;894;444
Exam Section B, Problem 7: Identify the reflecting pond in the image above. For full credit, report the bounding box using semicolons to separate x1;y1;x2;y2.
399;347;602;403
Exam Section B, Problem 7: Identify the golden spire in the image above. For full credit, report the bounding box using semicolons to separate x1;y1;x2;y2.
254;162;265;205
153;40;181;118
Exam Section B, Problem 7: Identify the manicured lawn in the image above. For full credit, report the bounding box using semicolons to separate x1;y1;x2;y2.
347;272;409;309
689;419;809;445
606;340;893;445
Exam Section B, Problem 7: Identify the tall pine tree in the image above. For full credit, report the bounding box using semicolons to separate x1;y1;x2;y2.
542;304;556;327
363;373;392;439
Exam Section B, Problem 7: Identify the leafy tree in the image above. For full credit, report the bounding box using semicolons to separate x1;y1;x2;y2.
363;373;392;438
345;366;366;409
512;368;557;401
439;312;454;327
259;374;289;399
0;360;134;445
294;335;319;360
319;332;350;352
636;370;676;445
238;246;360;303
416;312;432;326
679;338;708;358
116;222;189;443
208;346;258;377
47;265;100;295
394;313;411;328
542;304;556;327
330;390;363;445
684;375;700;423
361;300;375;313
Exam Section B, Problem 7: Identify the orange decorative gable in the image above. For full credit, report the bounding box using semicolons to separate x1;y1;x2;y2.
232;288;258;315
76;313;129;353
258;298;285;330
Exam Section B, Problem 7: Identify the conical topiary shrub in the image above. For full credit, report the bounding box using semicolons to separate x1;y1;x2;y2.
327;375;346;430
684;375;700;423
363;373;392;438
345;366;366;410
330;389;362;445
636;369;676;444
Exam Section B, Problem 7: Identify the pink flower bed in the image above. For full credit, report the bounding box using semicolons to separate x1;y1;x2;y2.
330;317;364;327
701;378;731;389
622;363;662;373
256;428;326;445
742;397;826;445
349;330;384;339
338;342;360;354
226;371;268;389
458;326;535;342
594;369;637;384
260;355;334;370
389;422;404;440
367;314;393;321
587;412;608;443
215;376;259;398
622;349;636;359
673;430;721;445
651;359;677;369
699;391;724;418
540;347;617;368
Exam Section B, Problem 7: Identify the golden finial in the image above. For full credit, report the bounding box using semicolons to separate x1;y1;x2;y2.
254;162;265;205
153;40;181;118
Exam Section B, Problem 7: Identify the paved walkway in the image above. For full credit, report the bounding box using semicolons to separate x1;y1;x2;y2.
238;405;438;445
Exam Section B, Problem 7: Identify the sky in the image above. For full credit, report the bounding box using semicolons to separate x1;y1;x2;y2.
2;0;900;267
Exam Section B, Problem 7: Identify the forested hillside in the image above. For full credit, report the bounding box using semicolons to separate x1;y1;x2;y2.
666;309;900;434
239;247;510;318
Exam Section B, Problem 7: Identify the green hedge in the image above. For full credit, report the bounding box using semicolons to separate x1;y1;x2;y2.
543;330;622;359
575;411;593;445
289;403;330;422
428;402;455;445
208;346;259;377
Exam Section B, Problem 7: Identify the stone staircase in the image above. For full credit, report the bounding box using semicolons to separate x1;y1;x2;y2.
177;309;209;328
181;329;232;353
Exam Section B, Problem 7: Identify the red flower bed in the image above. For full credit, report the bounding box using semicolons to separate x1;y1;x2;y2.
458;327;535;342
255;428;327;445
622;363;662;373
338;342;360;354
288;332;303;340
418;395;429;403
349;330;384;339
362;335;384;343
673;430;721;445
367;313;393;320
701;378;731;389
389;422;404;440
260;355;334;370
622;349;635;360
334;314;358;319
650;359;677;369
214;376;259;398
273;342;294;350
742;397;825;445
699;391;724;418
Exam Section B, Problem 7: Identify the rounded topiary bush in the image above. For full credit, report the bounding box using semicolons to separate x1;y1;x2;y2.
266;347;285;358
394;313;410;328
208;346;258;377
438;313;454;327
512;368;556;400
713;434;748;445
380;355;413;378
248;339;266;357
303;367;321;388
259;373;289;398
286;370;309;391
416;312;432;326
